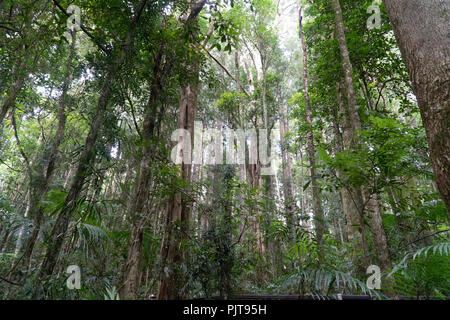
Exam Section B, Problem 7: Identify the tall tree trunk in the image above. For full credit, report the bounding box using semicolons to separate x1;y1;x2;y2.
21;30;77;268
158;53;202;301
0;59;26;125
299;7;327;247
365;192;392;271
333;87;352;242
332;1;374;270
121;42;168;299
38;0;148;281
297;147;311;240
382;0;450;212
158;2;208;299
0;5;38;127
279;102;296;242
332;0;392;271
330;0;361;134
158;79;199;300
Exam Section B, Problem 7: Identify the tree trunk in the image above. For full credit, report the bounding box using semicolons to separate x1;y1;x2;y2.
121;219;144;299
336;80;369;270
365;192;392;271
0;59;26;125
158;81;198;300
332;0;374;270
333;0;393;272
158;3;208;299
159;66;201;300
21;30;77;268
279;102;296;242
38;0;148;280
299;7;327;247
121;42;168;299
382;0;450;212
330;0;361;133
332;87;355;243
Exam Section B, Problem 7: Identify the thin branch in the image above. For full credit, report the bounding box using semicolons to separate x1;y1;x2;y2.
52;0;109;54
10;110;32;179
198;43;251;97
0;158;23;173
408;230;449;246
232;217;247;247
0;25;18;33
0;276;21;286
124;91;142;139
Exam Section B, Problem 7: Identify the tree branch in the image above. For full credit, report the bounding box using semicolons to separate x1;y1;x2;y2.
199;43;251;97
52;0;109;54
0;276;21;286
408;229;449;246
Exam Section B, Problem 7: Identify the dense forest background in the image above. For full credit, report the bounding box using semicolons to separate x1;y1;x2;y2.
0;0;448;300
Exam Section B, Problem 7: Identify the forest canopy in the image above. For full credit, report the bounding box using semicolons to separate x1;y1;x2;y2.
0;0;448;300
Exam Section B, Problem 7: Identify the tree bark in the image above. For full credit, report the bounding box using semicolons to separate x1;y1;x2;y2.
121;41;169;299
332;0;374;270
279;102;296;242
158;81;198;300
38;0;149;281
382;0;450;212
299;7;327;247
158;57;199;300
365;192;392;271
21;30;77;268
333;86;356;243
330;0;361;134
158;2;208;299
0;59;26;125
332;0;392;271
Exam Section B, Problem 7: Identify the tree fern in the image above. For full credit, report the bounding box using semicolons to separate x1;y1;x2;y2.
386;242;450;299
284;266;381;299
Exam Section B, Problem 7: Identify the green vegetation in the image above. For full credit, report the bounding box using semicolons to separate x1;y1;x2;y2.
0;0;448;300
